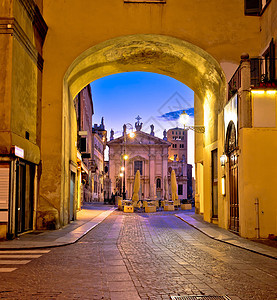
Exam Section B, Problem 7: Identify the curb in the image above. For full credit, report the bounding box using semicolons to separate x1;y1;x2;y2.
0;208;116;250
175;214;277;261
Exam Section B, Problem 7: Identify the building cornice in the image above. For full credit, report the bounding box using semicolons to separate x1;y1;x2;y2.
0;17;44;71
18;0;48;44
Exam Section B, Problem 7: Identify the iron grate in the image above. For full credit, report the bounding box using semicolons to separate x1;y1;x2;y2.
171;296;231;300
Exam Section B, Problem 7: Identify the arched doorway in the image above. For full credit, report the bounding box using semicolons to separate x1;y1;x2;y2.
225;121;239;233
40;34;226;227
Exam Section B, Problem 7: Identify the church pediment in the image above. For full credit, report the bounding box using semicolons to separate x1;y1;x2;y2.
107;131;171;146
129;155;147;162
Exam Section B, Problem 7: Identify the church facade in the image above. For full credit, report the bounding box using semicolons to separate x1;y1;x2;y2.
107;121;171;200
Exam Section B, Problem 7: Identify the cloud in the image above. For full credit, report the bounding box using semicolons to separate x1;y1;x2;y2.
158;108;194;121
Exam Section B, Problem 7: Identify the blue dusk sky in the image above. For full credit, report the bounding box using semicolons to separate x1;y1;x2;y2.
90;72;195;165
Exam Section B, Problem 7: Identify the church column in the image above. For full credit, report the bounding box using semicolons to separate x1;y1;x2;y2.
149;153;155;199
162;149;168;199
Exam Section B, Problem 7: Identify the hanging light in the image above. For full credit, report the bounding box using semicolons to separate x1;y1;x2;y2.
179;110;190;126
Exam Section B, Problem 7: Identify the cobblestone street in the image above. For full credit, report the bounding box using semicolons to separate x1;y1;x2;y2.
0;211;277;300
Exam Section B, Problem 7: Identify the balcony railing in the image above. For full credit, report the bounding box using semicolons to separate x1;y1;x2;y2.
228;57;276;99
250;57;276;88
228;65;241;100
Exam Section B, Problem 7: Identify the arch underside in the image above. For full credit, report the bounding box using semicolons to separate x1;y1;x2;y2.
65;34;226;101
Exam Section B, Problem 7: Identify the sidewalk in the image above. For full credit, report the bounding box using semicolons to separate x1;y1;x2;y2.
176;212;277;260
0;204;116;250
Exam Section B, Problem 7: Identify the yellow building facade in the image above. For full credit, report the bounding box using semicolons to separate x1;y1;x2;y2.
0;0;276;239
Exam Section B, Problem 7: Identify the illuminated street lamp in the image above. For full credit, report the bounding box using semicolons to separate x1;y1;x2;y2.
122;123;135;199
179;110;205;133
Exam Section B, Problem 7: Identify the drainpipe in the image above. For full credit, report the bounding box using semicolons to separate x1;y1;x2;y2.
255;197;260;239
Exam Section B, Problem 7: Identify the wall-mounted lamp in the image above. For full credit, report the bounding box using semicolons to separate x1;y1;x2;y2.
119;173;124;177
220;154;227;167
121;166;125;171
221;175;226;196
123;154;129;160
179;110;205;133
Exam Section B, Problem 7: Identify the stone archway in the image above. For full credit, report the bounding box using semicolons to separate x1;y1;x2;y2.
40;34;226;227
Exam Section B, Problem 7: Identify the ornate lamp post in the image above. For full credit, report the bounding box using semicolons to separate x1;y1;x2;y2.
179;110;205;133
122;123;135;199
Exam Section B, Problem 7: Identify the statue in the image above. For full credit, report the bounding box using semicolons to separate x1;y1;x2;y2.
150;124;154;136
135;115;143;131
110;129;114;140
123;124;127;135
163;129;167;140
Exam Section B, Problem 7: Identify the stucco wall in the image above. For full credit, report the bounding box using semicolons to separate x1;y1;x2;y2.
239;128;277;238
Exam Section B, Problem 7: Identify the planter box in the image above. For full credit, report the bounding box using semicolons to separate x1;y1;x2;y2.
145;206;156;213
181;203;192;210
124;205;134;213
164;204;175;211
174;199;181;206
115;196;123;206
118;199;123;211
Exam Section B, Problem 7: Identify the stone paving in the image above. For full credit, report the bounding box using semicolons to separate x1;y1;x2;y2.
0;210;277;299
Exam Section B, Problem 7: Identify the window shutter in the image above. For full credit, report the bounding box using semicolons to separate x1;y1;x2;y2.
269;39;275;80
250;58;261;87
0;167;9;222
245;0;262;15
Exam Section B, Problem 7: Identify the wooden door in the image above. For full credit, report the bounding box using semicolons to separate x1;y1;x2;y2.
225;121;239;233
229;152;239;233
211;149;218;218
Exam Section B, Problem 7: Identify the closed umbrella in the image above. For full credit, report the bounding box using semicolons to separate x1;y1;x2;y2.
132;170;141;207
171;170;178;202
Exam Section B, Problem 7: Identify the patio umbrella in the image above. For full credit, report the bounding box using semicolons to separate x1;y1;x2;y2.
164;175;168;200
132;170;141;207
171;169;178;201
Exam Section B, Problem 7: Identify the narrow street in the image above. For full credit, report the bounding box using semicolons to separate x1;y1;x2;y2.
0;210;276;300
